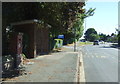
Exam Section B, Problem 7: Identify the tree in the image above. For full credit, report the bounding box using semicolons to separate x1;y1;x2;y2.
82;8;96;19
72;13;84;41
3;2;87;53
84;28;98;41
99;33;107;41
111;33;115;37
3;2;86;36
89;33;99;42
3;2;96;54
110;33;118;43
115;28;120;46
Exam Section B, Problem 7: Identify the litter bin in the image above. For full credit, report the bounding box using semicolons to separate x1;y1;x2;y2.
54;39;63;49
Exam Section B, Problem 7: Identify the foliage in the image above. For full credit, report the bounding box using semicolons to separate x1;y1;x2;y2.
65;7;96;43
2;55;14;62
2;2;96;54
21;53;26;59
3;2;95;36
112;35;118;43
106;36;118;43
116;28;120;46
73;13;84;40
118;32;120;47
3;2;86;36
84;28;98;41
89;33;99;42
82;8;96;19
99;33;107;41
100;32;118;43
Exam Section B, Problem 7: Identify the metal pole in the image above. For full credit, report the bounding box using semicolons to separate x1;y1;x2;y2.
74;27;76;52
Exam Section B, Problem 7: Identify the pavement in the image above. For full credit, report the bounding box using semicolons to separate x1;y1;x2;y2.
63;43;86;83
2;46;81;82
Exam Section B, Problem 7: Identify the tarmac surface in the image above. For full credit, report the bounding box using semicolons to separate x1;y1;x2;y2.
81;44;118;82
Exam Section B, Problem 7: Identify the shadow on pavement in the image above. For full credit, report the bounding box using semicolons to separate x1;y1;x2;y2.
2;68;26;81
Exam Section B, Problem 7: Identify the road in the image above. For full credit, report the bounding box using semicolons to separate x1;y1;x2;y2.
79;43;118;82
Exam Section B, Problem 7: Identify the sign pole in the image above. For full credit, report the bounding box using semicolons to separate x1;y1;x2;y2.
74;28;76;52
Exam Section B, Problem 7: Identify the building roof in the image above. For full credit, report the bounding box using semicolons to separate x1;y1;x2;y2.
11;19;51;28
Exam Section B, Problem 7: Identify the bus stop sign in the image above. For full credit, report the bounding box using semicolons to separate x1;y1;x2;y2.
58;35;64;39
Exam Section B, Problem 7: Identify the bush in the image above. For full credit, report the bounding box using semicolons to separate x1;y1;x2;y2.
21;53;26;60
2;55;14;71
2;55;14;62
68;38;74;44
63;38;77;45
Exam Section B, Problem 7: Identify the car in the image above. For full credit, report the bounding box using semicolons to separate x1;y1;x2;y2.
93;40;99;45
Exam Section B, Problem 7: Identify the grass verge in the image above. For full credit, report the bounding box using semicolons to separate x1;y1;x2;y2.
78;42;92;46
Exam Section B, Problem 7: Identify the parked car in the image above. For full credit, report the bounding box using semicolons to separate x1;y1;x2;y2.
93;40;99;45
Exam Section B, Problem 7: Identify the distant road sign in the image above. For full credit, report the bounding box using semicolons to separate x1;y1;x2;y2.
58;35;64;39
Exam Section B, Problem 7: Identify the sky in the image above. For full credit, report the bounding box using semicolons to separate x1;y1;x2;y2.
82;1;118;37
